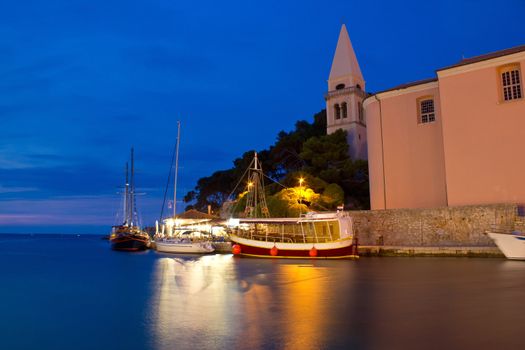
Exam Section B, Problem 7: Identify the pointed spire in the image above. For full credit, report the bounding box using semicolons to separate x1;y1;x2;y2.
329;24;363;85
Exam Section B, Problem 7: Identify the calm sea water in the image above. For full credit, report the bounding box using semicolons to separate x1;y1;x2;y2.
1;234;524;350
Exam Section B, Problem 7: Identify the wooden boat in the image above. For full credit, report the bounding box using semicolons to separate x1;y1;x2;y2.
110;148;151;251
110;225;151;251
229;212;357;259
227;153;358;259
486;231;525;260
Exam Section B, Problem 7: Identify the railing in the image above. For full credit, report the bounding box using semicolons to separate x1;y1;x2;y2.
234;229;333;244
488;224;520;234
324;86;368;100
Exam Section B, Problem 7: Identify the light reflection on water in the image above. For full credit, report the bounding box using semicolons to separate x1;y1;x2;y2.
149;255;358;349
148;256;525;350
1;236;525;350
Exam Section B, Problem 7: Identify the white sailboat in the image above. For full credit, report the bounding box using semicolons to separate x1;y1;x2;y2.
155;121;215;254
486;231;525;260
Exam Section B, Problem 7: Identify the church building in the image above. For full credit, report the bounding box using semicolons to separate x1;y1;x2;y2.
326;25;525;210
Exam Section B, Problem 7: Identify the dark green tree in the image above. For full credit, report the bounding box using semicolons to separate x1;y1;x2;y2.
184;109;370;213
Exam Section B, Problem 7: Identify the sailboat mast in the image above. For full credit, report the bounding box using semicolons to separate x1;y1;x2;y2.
124;162;129;225
130;147;135;227
173;121;181;218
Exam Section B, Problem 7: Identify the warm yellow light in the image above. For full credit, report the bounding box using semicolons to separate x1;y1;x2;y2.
299;177;304;185
247;182;253;187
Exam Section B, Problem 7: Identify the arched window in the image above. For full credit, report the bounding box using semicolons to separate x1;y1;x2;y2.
417;97;436;124
499;64;522;101
358;102;364;124
334;104;341;120
336;83;346;90
356;84;362;90
341;102;348;119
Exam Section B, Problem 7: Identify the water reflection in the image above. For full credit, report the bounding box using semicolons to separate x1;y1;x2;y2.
149;256;356;349
150;254;237;349
148;256;525;350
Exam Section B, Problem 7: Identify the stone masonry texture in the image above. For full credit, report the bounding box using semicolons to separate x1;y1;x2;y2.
349;203;522;246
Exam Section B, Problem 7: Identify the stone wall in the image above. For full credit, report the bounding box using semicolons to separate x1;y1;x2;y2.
349;203;520;246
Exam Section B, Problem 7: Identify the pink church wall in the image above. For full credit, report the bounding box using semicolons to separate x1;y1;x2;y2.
438;57;525;206
365;84;448;209
364;100;385;209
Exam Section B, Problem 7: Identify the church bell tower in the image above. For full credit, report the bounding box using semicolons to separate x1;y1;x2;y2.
325;24;367;160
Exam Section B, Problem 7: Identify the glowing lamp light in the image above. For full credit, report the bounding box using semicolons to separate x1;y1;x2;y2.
228;218;240;227
247;181;253;188
299;177;304;186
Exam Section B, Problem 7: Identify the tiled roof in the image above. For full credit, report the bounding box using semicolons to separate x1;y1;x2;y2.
364;44;525;100
178;209;215;219
437;44;525;71
373;77;438;95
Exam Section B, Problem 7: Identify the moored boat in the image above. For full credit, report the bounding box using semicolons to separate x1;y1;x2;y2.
109;148;151;251
154;121;215;255
228;212;358;259
486;231;525;260
226;152;358;259
110;226;151;251
156;231;214;254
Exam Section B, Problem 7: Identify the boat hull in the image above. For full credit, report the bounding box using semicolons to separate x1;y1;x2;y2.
230;235;358;259
110;235;150;251
487;232;525;260
156;241;215;254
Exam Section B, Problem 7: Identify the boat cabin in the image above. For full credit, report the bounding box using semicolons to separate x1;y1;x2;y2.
227;212;354;244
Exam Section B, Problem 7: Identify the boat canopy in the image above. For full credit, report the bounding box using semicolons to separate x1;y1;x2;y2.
230;212;345;226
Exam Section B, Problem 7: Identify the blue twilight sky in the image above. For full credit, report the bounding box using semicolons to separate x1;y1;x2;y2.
1;0;524;233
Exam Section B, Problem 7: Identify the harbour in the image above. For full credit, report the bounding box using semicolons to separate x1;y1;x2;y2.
1;1;524;349
1;233;524;350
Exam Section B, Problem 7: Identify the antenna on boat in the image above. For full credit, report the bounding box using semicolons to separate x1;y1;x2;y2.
173;121;181;218
244;152;270;218
124;161;129;226
130;147;135;227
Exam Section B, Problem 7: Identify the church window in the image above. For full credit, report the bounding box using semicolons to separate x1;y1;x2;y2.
334;104;341;119
341;102;348;118
418;97;435;124
336;83;346;90
358;102;364;124
500;64;522;101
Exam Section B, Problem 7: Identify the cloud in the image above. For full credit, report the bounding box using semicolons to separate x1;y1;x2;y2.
0;146;69;170
0;158;119;198
0;196;119;226
0;185;37;194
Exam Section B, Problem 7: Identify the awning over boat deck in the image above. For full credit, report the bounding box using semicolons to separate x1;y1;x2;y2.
233;215;341;224
236;217;301;224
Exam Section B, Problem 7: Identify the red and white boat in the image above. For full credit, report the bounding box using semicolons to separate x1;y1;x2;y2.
228;211;358;259
226;152;358;259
